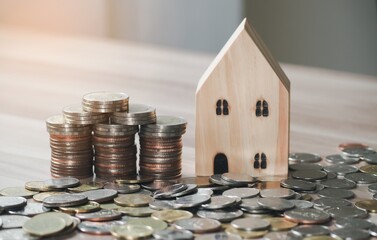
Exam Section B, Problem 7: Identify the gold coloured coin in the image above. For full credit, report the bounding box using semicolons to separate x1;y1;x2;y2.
264;217;298;231
0;187;38;198
114;194;152;207
100;203;120;210
360;165;377;175
33;192;68;202
151;209;193;223
118;206;156;217
23;213;66;237
226;226;268;238
68;182;104;193
60;201;101;214
304;236;338;240
127;217;168;232
355;200;377;213
110;225;154;240
25;181;52;192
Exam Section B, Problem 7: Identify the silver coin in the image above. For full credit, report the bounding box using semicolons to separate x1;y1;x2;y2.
326;206;368;219
231;217;270;231
323;164;359;176
259;188;296;199
81;189;118;203
173;218;221;234
362;153;377;164
222;188;259;199
257;197;295;211
149;199;175;210
141;115;187;130
201;196;237;210
290;225;330;237
325;154;360;164
43;177;80;189
335;218;374;229
330;228;370;240
171;184;198;197
317;188;355;199
319;178;356;189
240;197;268;211
369;225;377;237
291;170;327;181
0;197;27;210
153;229;194;240
7;202;50;216
284;208;330;224
104;182;140;194
0;215;30;229
195;232;241;240
78;220;125;235
313;197;353;210
154;184;188;199
0;228;39;240
43;194;88;207
368;183;377;193
280;179;317;191
221;173;257;184
290;200;313;209
76;209;122;221
209;174;247;187
289;153;322;163
197;188;214;196
289;163;323;171
344;172;377;184
264;232;288;240
197;209;243;222
341;148;376;158
173;194;211;208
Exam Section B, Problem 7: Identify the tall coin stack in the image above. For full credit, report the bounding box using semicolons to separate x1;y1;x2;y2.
46;115;94;179
93;123;139;179
63;105;109;125
139;115;187;180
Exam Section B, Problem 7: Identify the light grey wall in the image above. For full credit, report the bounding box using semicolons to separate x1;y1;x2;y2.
246;0;377;76
108;0;243;53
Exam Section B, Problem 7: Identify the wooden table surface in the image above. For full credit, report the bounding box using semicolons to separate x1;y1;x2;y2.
0;27;376;239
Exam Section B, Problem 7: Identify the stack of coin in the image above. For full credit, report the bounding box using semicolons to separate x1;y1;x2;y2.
93;123;139;179
63;105;109;125
111;103;156;125
139;115;187;180
82;91;129;113
46;115;93;179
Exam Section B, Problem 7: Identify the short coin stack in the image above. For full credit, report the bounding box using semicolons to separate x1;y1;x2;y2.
46;115;93;179
63;105;108;125
139;115;187;180
111;103;156;126
82;92;129;113
93;123;139;179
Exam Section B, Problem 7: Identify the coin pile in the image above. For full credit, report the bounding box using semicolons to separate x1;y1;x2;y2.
139;115;187;180
93;123;139;179
82;91;129;113
46;115;93;179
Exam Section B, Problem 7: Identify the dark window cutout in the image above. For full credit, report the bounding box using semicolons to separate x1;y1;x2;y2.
256;100;262;117
262;100;269;117
261;153;267;169
253;153;260;169
214;153;229;174
223;99;229;115
216;99;222;115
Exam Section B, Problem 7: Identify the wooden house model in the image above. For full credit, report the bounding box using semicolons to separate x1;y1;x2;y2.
195;18;290;177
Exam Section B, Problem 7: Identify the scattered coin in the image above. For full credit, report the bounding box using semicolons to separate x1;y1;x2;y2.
126;217;168;232
8;202;50;216
76;209;122;222
225;226;268;239
25;181;52;192
117;206;156;217
33;191;67;202
114;194;152;207
0;196;27;210
151;209;193;223
368;183;377;193
290;200;314;209
290;225;330;237
197;209;243;222
0;228;39;240
257;197;295;211
154;183;188;199
115;175;155;184
319;178;356;189
325;154;359;164
0;187;38;198
179;177;214;188
153;229;194;240
259;188;295;199
104;182;141;194
44;177;80;189
264;217;297;231
196;233;242;240
0;215;30;229
362;153;377;164
173;194;211;208
330;228;370;240
326;206;368;219
369;225;377;237
59;201;101;214
231;217;270;231
317;188;355;199
209;174;247;187
221;173;257;184
345;172;377;184
323;164;359;176
291;170;327;181
313;197;352;210
338;143;369;151
43;194;88;207
81;189;118;203
223;188;259;199
355;199;377;213
173;218;221;234
149;199;175;210
289;153;322;163
23;213;66;237
67;181;104;192
289;163;323;171
284;208;330;224
239;197;271;214
110;224;154;240
335;218;374;230
201;196;237;210
78;220;126;235
341;148;375;158
280;178;317;191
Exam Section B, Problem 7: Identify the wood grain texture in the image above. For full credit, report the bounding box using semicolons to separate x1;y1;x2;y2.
195;20;289;177
0;26;377;239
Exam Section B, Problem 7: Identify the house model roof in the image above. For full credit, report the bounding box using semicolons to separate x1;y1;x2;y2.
197;18;290;93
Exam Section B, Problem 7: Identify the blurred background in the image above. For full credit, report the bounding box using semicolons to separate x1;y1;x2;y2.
0;0;376;76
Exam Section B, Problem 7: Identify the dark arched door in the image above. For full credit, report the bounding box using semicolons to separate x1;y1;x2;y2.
214;153;228;174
